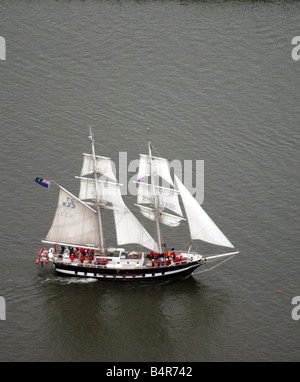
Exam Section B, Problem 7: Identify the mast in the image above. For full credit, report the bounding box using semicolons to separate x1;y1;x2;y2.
89;126;105;253
135;130;184;253
148;139;163;254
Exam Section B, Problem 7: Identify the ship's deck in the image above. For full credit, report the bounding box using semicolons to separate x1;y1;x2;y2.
52;251;202;270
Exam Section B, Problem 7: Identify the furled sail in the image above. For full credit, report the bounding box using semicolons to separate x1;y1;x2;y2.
44;186;100;248
136;204;185;228
175;175;234;248
80;153;117;182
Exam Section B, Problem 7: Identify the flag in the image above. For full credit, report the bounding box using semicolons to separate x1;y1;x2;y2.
35;177;51;189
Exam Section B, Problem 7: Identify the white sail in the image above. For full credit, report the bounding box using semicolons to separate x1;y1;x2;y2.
80;153;117;182
78;177;125;210
175;175;234;248
113;207;158;251
137;154;174;186
136;182;183;216
136;204;185;228
78;177;158;251
45;186;100;248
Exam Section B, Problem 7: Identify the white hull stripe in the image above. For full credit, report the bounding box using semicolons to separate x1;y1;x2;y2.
55;263;200;279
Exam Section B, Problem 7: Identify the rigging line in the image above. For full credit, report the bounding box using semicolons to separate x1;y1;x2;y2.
147;131;163;159
190;241;200;253
193;255;236;275
150;141;163;159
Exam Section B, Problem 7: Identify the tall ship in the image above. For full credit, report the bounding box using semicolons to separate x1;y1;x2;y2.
36;128;238;282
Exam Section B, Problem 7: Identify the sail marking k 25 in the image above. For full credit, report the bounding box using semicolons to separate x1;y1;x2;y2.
36;128;236;283
45;186;100;248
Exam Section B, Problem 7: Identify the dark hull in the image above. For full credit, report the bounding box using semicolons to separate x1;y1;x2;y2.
53;260;203;282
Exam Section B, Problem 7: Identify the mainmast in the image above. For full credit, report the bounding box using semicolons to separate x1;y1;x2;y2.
148;139;163;254
89;126;105;253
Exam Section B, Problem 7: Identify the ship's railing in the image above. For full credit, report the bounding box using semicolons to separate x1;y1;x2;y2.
54;254;199;269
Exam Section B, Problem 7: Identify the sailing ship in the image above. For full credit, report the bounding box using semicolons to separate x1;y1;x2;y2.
36;128;238;282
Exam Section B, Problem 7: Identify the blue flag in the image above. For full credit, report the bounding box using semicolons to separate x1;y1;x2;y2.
35;177;51;188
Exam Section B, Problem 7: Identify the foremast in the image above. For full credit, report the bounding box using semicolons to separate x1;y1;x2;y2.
42;128;158;254
148;140;163;254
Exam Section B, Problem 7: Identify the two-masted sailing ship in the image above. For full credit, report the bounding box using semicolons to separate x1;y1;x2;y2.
36;128;238;282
